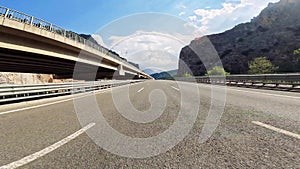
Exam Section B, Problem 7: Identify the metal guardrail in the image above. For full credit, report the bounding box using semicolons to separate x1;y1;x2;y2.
0;80;143;103
177;74;300;91
0;6;138;71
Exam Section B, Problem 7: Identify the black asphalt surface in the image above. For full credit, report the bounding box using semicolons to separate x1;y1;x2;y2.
0;80;299;168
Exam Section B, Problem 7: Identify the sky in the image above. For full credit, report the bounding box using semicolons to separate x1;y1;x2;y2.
0;0;280;72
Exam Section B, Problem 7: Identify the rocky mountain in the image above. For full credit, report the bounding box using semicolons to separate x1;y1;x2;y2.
151;69;178;80
178;0;300;76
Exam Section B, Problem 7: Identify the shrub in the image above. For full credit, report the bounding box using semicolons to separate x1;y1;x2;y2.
248;57;278;74
183;72;192;78
293;48;300;55
205;66;230;76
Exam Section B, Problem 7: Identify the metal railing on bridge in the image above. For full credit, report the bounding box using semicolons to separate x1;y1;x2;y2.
0;80;143;104
0;6;138;70
176;74;300;91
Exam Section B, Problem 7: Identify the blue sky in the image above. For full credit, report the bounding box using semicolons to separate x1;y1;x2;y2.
0;0;226;34
0;0;280;71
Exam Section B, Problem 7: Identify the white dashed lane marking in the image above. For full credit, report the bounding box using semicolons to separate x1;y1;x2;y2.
171;86;180;91
138;87;144;93
252;121;300;140
0;123;95;169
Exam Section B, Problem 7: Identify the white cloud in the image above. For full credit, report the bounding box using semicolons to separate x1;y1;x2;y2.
192;0;280;34
194;2;247;25
176;4;187;9
179;12;186;16
188;15;197;22
100;31;189;70
183;22;207;38
225;0;240;3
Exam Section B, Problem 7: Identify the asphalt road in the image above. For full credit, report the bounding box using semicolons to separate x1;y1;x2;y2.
0;80;299;168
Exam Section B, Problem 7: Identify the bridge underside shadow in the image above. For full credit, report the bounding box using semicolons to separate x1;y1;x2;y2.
0;48;142;80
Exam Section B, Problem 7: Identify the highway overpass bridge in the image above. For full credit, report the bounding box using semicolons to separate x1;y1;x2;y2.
0;7;152;80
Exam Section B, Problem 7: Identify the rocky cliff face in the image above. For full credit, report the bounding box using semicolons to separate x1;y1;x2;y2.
0;72;54;84
178;0;300;76
0;72;79;85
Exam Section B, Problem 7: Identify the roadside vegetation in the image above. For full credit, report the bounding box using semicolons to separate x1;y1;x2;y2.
294;48;300;61
205;66;230;76
248;57;278;74
183;72;193;78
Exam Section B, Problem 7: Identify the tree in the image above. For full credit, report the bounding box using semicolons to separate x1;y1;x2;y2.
294;48;300;55
205;66;230;76
294;48;300;61
248;57;278;74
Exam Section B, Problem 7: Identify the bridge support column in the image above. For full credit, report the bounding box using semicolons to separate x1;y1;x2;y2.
117;65;125;76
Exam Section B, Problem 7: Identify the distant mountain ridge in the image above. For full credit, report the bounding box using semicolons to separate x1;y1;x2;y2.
151;69;177;80
178;0;300;76
143;68;162;75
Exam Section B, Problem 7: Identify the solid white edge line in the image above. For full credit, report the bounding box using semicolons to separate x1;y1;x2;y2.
252;121;300;140
171;86;180;91
0;123;96;169
200;84;300;100
230;88;300;100
137;87;144;93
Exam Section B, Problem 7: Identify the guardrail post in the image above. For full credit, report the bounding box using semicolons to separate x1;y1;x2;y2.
30;16;34;25
4;8;9;18
49;24;53;31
